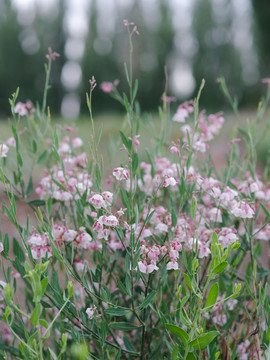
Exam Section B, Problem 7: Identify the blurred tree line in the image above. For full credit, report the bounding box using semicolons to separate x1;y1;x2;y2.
0;0;269;118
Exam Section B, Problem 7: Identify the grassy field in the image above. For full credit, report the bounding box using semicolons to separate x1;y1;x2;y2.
0;107;269;170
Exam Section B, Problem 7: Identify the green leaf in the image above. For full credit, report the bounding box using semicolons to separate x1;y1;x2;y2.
109;322;140;331
37;150;47;165
120;131;131;151
105;307;129;317
172;344;179;360
211;232;218;256
28;199;46;207
32;140;37;154
139;290;156;309
186;353;196;360
3;233;9;255
213;261;228;275
13;238;25;263
26;176;33;197
189;330;219;350
165;324;189;345
17;152;23;167
48;348;58;360
40;277;48;296
116;277;129;295
204;283;219;311
30;303;41;326
52;178;67;192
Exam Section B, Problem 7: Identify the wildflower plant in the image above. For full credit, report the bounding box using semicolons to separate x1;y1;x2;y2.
0;21;270;360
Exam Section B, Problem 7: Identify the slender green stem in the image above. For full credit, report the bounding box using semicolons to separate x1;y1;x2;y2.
42;60;52;114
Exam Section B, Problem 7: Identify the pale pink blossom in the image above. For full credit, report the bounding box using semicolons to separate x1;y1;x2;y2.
89;194;106;209
218;227;238;248
166;261;179;270
72;137;83;148
14;102;28;116
113;167;130;181
163;176;176;187
128;135;140;153
46;47;60;61
169;144;180;157
86;306;96;320
0;143;9;158
62;229;77;242
75;231;92;249
102;191;113;205
0;243;3;253
172;108;189;123
1;324;13;344
237;339;250;360
138;260;158;274
6;137;16;147
101;215;119;227
100;82;114;93
212;314;227;326
230;201;255;219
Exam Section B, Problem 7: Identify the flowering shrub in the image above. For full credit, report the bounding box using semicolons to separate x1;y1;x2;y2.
0;21;270;360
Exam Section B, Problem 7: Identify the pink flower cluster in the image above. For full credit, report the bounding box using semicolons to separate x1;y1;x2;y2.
27;232;52;260
27;226;93;260
172;100;194;123
173;101;224;153
14;100;35;117
207;294;237;326
137;158;179;196
93;215;119;240
53;225;92;250
36;167;92;201
89;191;113;209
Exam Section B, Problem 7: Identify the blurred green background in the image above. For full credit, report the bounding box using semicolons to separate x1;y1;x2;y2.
0;0;270;119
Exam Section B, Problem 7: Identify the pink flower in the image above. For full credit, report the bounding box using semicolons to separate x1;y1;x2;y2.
167;261;179;270
138;260;158;274
102;191;113;205
6;137;16;147
101;215;119;227
14;102;28;116
0;143;9;158
262;78;270;88
62;229;77;242
113;167;130;181
237;339;250;360
1;324;13;344
76;231;92;249
100;82;114;93
72;137;83;148
230;201;255;219
89;194;106;209
169;144;180;157
128;135;140;153
163;175;176;187
172;108;189;123
46;47;60;61
86;306;96;320
0;243;3;253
